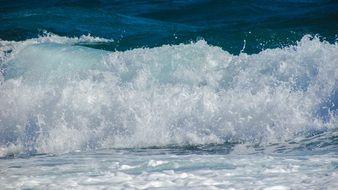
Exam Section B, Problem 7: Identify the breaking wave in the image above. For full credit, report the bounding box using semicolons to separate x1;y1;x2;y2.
1;33;338;156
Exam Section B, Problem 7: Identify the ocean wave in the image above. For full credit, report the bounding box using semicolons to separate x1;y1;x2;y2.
0;34;337;156
0;31;113;63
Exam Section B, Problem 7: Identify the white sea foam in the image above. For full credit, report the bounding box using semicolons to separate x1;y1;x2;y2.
0;34;338;155
1;150;337;189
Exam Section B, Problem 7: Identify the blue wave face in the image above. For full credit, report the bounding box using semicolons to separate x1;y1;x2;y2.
0;34;337;156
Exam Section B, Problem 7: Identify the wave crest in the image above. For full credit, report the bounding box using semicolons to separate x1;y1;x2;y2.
0;34;338;155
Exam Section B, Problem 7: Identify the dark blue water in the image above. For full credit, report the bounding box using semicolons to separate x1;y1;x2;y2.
1;0;338;54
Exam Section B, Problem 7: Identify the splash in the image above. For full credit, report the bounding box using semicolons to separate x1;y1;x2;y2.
0;34;338;156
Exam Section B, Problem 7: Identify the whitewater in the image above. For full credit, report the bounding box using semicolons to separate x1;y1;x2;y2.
1;33;338;189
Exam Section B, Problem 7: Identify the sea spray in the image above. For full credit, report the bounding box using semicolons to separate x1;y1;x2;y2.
0;34;338;155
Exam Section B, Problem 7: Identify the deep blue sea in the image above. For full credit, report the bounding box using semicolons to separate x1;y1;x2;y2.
1;0;338;189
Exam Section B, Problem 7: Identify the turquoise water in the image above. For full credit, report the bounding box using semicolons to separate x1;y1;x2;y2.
1;1;338;189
